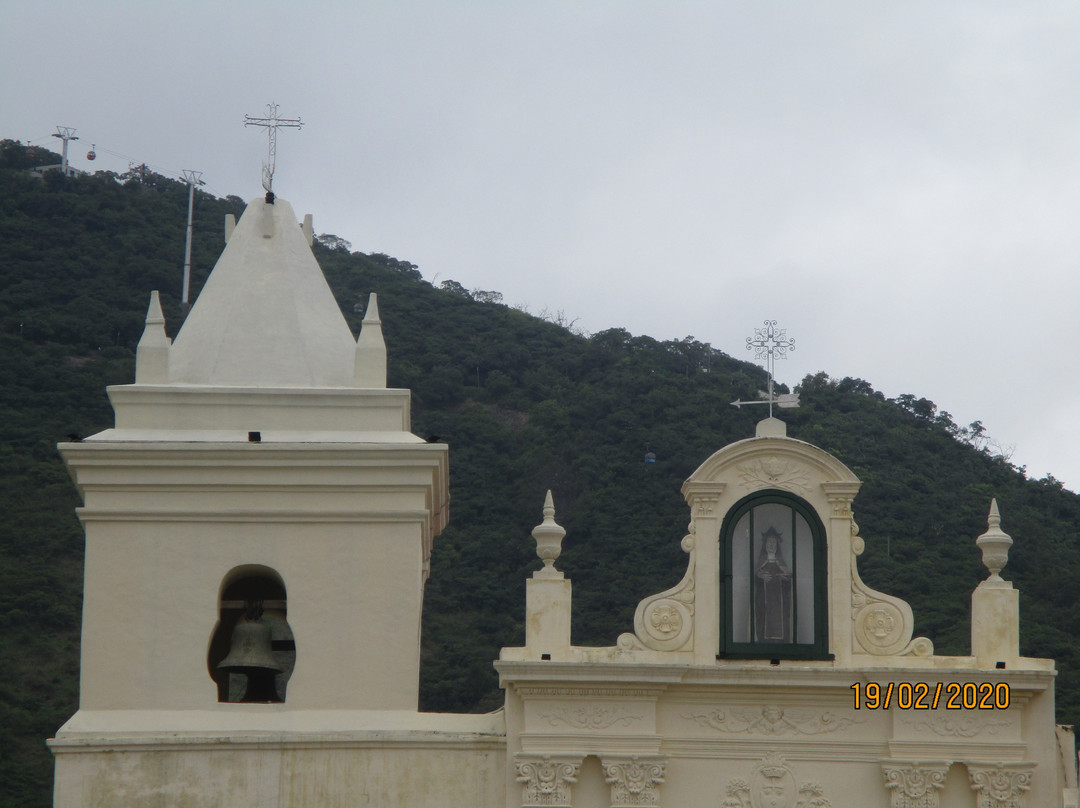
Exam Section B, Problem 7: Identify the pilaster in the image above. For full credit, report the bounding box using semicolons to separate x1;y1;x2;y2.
602;755;667;807
515;755;581;808
681;481;724;663
967;762;1035;808
823;481;860;665
880;761;950;808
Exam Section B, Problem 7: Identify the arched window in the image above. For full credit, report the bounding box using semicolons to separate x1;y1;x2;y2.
719;490;829;659
207;566;295;703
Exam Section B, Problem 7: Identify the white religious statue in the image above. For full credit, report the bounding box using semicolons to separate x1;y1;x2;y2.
755;526;793;642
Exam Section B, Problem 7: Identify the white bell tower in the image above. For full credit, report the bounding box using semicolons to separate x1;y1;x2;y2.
50;195;458;805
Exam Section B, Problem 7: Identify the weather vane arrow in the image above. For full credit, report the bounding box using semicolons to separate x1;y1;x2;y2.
733;320;799;417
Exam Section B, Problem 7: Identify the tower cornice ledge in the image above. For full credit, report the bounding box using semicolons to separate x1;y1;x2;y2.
104;384;414;434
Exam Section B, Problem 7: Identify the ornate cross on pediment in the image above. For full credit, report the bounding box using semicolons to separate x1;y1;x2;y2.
732;320;799;417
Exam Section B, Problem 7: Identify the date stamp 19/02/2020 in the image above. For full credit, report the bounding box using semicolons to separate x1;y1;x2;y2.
851;682;1010;710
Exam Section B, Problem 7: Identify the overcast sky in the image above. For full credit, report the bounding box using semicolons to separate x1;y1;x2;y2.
3;1;1077;493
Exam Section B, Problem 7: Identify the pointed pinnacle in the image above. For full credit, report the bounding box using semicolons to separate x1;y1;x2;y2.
145;290;166;325
988;498;1000;529
363;292;381;323
543;489;555;519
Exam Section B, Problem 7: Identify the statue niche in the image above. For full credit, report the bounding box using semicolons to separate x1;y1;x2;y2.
724;491;824;657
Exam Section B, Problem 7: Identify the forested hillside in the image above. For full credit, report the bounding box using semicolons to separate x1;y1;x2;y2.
1;140;1078;808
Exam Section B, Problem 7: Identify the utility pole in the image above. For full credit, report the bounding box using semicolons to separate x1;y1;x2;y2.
244;103;302;195
52;126;79;176
181;170;205;314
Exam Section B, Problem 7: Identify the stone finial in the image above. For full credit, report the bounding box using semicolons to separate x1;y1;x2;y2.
135;290;171;383
976;498;1013;582
532;490;566;579
301;213;314;246
755;416;787;438
224;213;236;244
354;293;387;388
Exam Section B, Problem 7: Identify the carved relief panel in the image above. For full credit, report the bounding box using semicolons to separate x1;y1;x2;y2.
720;752;832;807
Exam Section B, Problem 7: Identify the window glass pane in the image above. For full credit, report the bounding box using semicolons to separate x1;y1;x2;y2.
795;512;814;644
752;504;793;643
731;513;751;642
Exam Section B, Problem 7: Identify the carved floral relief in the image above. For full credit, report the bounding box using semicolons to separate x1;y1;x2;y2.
900;714;1011;738
539;705;642;730
737;457;811;494
684;705;862;736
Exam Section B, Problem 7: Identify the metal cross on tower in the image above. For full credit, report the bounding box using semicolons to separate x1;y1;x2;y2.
244;103;302;194
731;320;799;417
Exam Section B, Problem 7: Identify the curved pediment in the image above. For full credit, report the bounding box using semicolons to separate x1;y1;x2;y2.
685;420;859;495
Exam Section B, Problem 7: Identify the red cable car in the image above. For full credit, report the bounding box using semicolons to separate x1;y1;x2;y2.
86;145;96;161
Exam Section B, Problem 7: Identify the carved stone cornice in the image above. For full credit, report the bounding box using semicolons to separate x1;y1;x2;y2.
602;755;667;807
681;481;725;513
881;762;950;808
967;762;1035;808
822;481;861;506
515;755;581;807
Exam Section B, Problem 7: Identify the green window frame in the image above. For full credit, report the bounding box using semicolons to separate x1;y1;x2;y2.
718;489;830;660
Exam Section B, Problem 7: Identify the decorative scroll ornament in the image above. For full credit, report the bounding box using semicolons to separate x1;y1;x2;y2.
539;705;642;729
515;756;580;807
602;756;667;807
721;752;831;808
736;456;811;494
685;705;862;736
967;763;1034;808
619;524;696;652
850;520;933;657
881;763;950;808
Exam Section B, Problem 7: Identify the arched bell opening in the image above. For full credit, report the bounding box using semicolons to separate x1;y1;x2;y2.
207;565;295;703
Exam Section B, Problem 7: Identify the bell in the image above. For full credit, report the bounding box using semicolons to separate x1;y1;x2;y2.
218;618;282;674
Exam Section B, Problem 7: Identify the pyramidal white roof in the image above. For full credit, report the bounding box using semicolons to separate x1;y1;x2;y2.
168;196;357;387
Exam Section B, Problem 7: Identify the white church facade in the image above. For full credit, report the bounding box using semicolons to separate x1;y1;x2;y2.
50;195;1077;807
